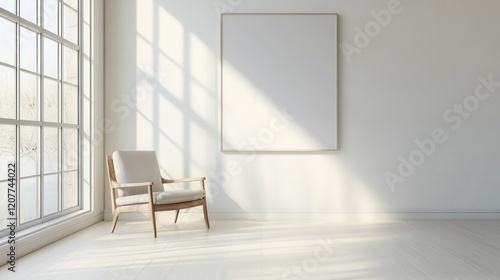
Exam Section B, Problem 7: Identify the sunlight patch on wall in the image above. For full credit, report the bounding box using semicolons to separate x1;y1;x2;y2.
136;0;154;42
216;154;385;217
136;109;154;149
158;6;184;68
188;33;213;88
136;36;154;73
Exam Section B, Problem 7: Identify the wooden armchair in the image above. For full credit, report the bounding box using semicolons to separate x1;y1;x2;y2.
107;150;210;237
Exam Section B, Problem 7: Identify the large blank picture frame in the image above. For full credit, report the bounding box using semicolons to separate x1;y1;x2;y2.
221;13;338;152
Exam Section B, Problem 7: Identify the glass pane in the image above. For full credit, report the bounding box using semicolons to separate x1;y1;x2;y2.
63;171;78;209
43;37;58;78
20;177;40;224
63;128;78;171
63;46;77;84
63;4;78;44
20;27;38;73
20;71;40;121
0;65;16;119
0;17;16;66
20;126;40;177
63;84;78;124
44;127;59;173
44;78;59;122
44;174;59;215
0;125;16;181
63;130;78;210
43;0;59;34
0;182;10;231
0;0;16;14
20;0;38;25
64;0;78;10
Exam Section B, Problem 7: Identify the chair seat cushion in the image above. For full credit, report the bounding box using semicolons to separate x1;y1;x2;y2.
116;189;206;206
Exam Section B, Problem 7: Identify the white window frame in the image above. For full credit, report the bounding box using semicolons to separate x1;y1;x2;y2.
0;0;88;237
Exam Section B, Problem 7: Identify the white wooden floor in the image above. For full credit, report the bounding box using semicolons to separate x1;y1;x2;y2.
1;219;500;279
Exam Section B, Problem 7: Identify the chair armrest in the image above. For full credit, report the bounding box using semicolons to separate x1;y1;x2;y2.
162;177;205;184
111;181;154;189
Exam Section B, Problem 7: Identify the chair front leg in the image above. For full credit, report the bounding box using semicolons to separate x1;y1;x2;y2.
147;185;157;238
111;209;121;233
150;209;157;238
203;200;210;229
201;180;210;229
174;209;180;224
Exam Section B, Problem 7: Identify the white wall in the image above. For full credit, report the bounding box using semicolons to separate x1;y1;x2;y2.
104;0;500;220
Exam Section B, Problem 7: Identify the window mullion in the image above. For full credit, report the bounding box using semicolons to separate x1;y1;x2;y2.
78;0;83;212
58;126;62;213
15;4;20;227
40;11;45;219
40;0;44;30
59;0;64;211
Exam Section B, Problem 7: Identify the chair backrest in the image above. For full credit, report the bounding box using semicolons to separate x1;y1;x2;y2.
112;150;165;197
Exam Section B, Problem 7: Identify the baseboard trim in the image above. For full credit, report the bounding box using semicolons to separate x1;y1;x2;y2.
104;209;500;222
209;211;500;221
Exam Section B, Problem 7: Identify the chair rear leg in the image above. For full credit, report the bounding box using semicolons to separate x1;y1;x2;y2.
174;209;180;224
202;202;210;229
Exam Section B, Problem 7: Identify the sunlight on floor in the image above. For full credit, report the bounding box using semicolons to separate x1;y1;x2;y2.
1;219;500;279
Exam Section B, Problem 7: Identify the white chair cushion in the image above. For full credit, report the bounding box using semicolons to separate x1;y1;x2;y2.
112;151;165;197
116;189;206;206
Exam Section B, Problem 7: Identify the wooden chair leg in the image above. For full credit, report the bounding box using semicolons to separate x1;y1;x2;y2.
150;210;157;238
202;202;210;229
174;209;180;224
111;211;120;233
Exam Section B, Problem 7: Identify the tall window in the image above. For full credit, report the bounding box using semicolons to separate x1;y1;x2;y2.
0;0;82;235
